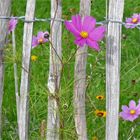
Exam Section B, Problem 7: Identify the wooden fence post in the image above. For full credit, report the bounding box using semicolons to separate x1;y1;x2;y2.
106;0;124;140
47;0;62;139
19;0;36;140
74;0;91;140
12;29;20;131
0;0;11;139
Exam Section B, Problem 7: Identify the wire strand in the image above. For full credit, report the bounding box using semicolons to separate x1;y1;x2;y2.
0;16;140;27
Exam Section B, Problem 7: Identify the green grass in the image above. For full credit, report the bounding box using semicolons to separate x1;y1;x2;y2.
2;0;140;139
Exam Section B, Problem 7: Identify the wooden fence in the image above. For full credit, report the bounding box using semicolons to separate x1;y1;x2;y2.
0;0;125;140
0;1;12;139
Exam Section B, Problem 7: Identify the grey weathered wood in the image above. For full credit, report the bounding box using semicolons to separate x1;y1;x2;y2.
0;0;11;139
19;0;36;140
106;0;124;140
47;0;62;140
12;30;20;132
73;0;91;140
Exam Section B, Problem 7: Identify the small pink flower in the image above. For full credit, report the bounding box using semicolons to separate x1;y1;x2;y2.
64;15;106;51
32;31;49;48
125;14;140;28
120;100;140;122
8;18;18;33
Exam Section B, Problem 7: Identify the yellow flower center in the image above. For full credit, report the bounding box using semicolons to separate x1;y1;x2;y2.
97;112;104;117
95;110;106;117
130;110;136;115
96;95;104;100
80;31;88;38
132;18;138;23
38;38;44;43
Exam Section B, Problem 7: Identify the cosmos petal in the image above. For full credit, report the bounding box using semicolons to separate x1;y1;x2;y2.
32;36;39;48
82;16;96;32
127;115;139;122
72;15;82;31
74;37;86;47
8;18;18;33
89;26;106;41
37;31;44;39
86;38;100;51
64;21;80;37
121;105;129;113
129;100;136;108
120;112;130;120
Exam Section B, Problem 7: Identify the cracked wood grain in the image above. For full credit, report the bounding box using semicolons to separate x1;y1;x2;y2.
106;0;124;140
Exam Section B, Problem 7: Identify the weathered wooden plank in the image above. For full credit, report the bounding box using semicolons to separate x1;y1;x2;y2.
19;0;36;140
47;0;62;140
12;30;20;132
74;0;91;140
0;0;11;138
106;0;124;140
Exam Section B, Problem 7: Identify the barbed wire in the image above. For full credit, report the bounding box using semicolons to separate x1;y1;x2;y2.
0;16;106;24
0;16;140;29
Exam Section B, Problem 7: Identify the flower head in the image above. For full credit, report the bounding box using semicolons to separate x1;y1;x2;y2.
32;31;49;48
125;14;140;28
31;55;38;61
95;110;106;117
64;15;106;51
8;18;18;33
120;100;140;122
96;95;104;100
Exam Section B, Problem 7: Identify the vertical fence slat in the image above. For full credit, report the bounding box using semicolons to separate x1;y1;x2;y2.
106;0;124;140
74;0;91;140
0;0;11;138
47;0;62;139
19;0;36;140
12;30;20;129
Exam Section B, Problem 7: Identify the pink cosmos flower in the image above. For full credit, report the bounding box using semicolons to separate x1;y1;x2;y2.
32;31;49;48
120;100;140;122
64;15;106;51
8;18;18;33
125;14;140;28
